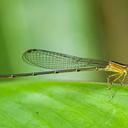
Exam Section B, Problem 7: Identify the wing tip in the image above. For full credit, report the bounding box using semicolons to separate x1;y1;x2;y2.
26;49;38;53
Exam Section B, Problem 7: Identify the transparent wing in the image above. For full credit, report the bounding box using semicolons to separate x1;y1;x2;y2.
22;49;108;70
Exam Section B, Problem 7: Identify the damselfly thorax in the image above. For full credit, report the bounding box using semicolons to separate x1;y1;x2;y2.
105;61;128;84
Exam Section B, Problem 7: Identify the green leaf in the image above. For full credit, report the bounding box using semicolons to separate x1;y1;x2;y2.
0;80;128;128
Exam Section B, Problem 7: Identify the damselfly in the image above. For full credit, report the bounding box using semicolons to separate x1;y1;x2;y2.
0;49;127;85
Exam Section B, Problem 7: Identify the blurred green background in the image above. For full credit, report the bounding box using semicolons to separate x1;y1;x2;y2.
0;0;127;82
